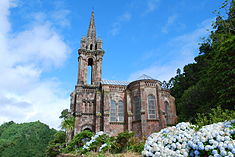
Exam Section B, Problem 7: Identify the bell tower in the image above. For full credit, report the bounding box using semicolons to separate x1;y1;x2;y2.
77;11;104;85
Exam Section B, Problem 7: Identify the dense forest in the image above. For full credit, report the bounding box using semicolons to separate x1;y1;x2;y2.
0;121;56;157
163;0;235;122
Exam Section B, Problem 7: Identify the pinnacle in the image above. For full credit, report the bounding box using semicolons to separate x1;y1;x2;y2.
87;11;96;39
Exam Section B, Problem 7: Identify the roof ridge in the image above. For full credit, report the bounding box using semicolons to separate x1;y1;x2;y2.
137;74;154;80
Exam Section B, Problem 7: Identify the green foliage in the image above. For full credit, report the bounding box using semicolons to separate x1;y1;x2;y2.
0;121;56;157
110;131;134;153
127;137;145;153
60;109;75;132
61;131;145;155
63;130;94;153
168;0;235;122
46;131;66;157
61;116;75;131
80;134;111;154
195;106;235;128
59;109;69;119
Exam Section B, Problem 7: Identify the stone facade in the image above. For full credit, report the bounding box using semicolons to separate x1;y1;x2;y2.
69;12;177;138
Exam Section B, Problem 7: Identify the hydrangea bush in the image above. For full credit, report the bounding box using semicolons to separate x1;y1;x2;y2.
142;120;235;157
80;131;111;154
188;120;235;157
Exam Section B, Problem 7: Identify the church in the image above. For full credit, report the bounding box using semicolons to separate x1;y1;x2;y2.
69;12;177;138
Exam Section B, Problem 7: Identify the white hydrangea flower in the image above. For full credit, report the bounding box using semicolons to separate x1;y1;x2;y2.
142;120;235;157
82;131;108;151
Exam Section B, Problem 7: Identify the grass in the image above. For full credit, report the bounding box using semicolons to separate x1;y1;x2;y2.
58;152;141;157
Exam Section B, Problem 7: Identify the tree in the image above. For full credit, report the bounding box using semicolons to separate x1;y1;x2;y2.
0;121;56;157
60;109;75;142
168;0;235;122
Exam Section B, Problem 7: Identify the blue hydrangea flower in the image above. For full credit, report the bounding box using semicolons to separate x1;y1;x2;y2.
194;150;200;155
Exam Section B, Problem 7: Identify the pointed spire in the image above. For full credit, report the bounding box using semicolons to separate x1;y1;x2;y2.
87;11;96;40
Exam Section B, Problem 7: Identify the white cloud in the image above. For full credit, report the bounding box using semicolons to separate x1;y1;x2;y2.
143;0;160;15
161;14;186;34
51;9;71;27
9;24;69;68
128;65;176;82
170;18;214;58
128;18;214;82
0;0;71;129
110;12;132;36
161;15;178;33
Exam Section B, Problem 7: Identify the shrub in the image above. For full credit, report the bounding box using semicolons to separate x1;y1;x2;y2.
195;106;235;128
142;120;235;157
46;131;66;157
80;132;110;154
127;137;145;153
63;130;94;153
110;131;134;153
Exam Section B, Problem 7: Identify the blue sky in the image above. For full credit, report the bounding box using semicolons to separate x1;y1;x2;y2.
0;0;226;129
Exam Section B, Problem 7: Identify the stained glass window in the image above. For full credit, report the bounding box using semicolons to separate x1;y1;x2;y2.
165;101;171;124
110;100;116;122
148;95;156;119
134;96;141;120
118;100;124;121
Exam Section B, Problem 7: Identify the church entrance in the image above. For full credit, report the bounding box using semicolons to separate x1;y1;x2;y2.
81;124;94;132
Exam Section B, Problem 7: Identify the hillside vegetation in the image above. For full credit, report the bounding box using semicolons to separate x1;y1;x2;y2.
0;121;56;157
164;0;235;122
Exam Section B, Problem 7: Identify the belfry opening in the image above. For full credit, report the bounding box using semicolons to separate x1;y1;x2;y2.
87;58;93;85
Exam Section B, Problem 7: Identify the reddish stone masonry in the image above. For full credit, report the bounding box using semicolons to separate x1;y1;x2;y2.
68;12;177;140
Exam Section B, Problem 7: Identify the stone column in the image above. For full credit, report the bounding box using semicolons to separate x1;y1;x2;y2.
95;90;101;132
126;90;132;131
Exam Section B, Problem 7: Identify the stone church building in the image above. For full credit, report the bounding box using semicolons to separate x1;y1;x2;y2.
69;12;177;138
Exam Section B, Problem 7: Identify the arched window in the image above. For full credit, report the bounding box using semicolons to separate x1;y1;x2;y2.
110;100;116;122
90;44;93;50
118;100;124;121
134;96;141;120
95;43;97;50
148;95;156;119
165;101;171;124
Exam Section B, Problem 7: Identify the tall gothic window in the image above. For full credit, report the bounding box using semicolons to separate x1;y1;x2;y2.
110;100;116;122
118;100;124;121
165;101;171;124
110;100;124;122
134;96;141;121
148;95;156;119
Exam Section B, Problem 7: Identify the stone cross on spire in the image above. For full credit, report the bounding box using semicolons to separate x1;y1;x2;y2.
87;11;96;40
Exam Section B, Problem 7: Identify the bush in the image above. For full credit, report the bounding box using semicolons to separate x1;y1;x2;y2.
80;132;110;154
195;106;235;128
127;137;145;153
61;131;144;155
142;121;235;157
110;131;134;153
46;131;66;157
62;130;94;153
